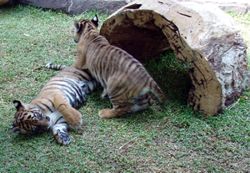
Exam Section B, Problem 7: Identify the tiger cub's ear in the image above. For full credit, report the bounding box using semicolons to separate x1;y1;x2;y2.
91;14;99;27
74;21;82;33
13;100;24;111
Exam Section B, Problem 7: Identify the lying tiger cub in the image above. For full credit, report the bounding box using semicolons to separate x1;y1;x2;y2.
73;15;166;118
12;63;97;145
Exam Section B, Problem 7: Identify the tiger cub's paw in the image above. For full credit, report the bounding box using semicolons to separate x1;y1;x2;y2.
54;130;71;145
68;116;83;130
69;118;86;135
98;109;117;119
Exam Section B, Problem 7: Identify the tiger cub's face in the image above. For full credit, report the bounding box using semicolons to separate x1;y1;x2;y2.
73;15;99;43
12;100;50;135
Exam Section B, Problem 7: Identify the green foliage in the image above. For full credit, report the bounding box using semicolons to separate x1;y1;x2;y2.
0;5;249;172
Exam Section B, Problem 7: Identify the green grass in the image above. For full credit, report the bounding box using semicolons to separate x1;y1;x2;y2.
0;5;249;172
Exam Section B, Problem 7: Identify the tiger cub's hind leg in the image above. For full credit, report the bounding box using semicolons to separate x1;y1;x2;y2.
54;94;83;130
98;97;132;118
98;106;131;119
99;94;153;119
98;78;153;118
98;103;147;119
131;93;154;112
98;100;136;119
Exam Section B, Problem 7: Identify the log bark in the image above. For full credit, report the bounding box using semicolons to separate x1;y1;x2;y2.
176;0;250;14
0;0;8;5
100;0;248;115
18;0;128;14
0;0;15;5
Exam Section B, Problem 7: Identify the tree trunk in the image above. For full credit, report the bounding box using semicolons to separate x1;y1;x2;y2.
100;0;248;116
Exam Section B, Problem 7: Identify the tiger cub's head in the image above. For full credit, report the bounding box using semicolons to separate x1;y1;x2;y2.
11;100;50;135
73;15;99;43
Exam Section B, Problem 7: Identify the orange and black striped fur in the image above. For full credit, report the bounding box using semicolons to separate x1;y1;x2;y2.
73;15;166;118
12;63;97;145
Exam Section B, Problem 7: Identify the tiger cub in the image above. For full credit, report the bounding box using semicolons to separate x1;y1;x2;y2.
73;15;166;118
12;63;97;145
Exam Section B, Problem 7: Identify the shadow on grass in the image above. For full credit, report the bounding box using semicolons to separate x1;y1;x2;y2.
10;129;49;140
144;50;192;105
10;131;52;145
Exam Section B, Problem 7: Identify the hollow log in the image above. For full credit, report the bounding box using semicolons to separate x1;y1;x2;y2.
100;0;248;116
0;0;10;5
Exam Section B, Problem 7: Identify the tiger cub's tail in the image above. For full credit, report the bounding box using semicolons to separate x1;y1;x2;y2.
45;62;66;71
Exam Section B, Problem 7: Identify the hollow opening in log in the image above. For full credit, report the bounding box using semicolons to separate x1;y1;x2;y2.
105;17;170;61
144;50;192;104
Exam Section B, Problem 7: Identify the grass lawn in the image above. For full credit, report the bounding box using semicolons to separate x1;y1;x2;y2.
0;5;249;172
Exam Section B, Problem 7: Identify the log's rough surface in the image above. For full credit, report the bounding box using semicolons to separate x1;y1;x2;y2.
0;0;8;5
100;0;248;115
176;0;250;14
18;0;128;14
0;0;15;5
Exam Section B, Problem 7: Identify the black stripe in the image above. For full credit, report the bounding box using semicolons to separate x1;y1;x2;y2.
59;122;67;126
110;86;129;100
54;116;64;124
124;59;137;75
42;86;76;108
83;69;92;79
21;121;29;130
40;103;53;113
97;60;106;89
47;99;55;109
43;84;72;94
46;82;78;96
36;104;49;113
62;79;85;102
65;93;75;107
35;104;46;112
73;71;89;81
50;80;83;107
41;86;61;92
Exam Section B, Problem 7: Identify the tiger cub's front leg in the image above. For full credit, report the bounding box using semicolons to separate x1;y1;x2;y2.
49;111;71;145
52;123;71;145
54;94;83;130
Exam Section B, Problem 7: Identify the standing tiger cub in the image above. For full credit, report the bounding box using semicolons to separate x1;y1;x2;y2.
73;15;166;118
12;64;97;145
